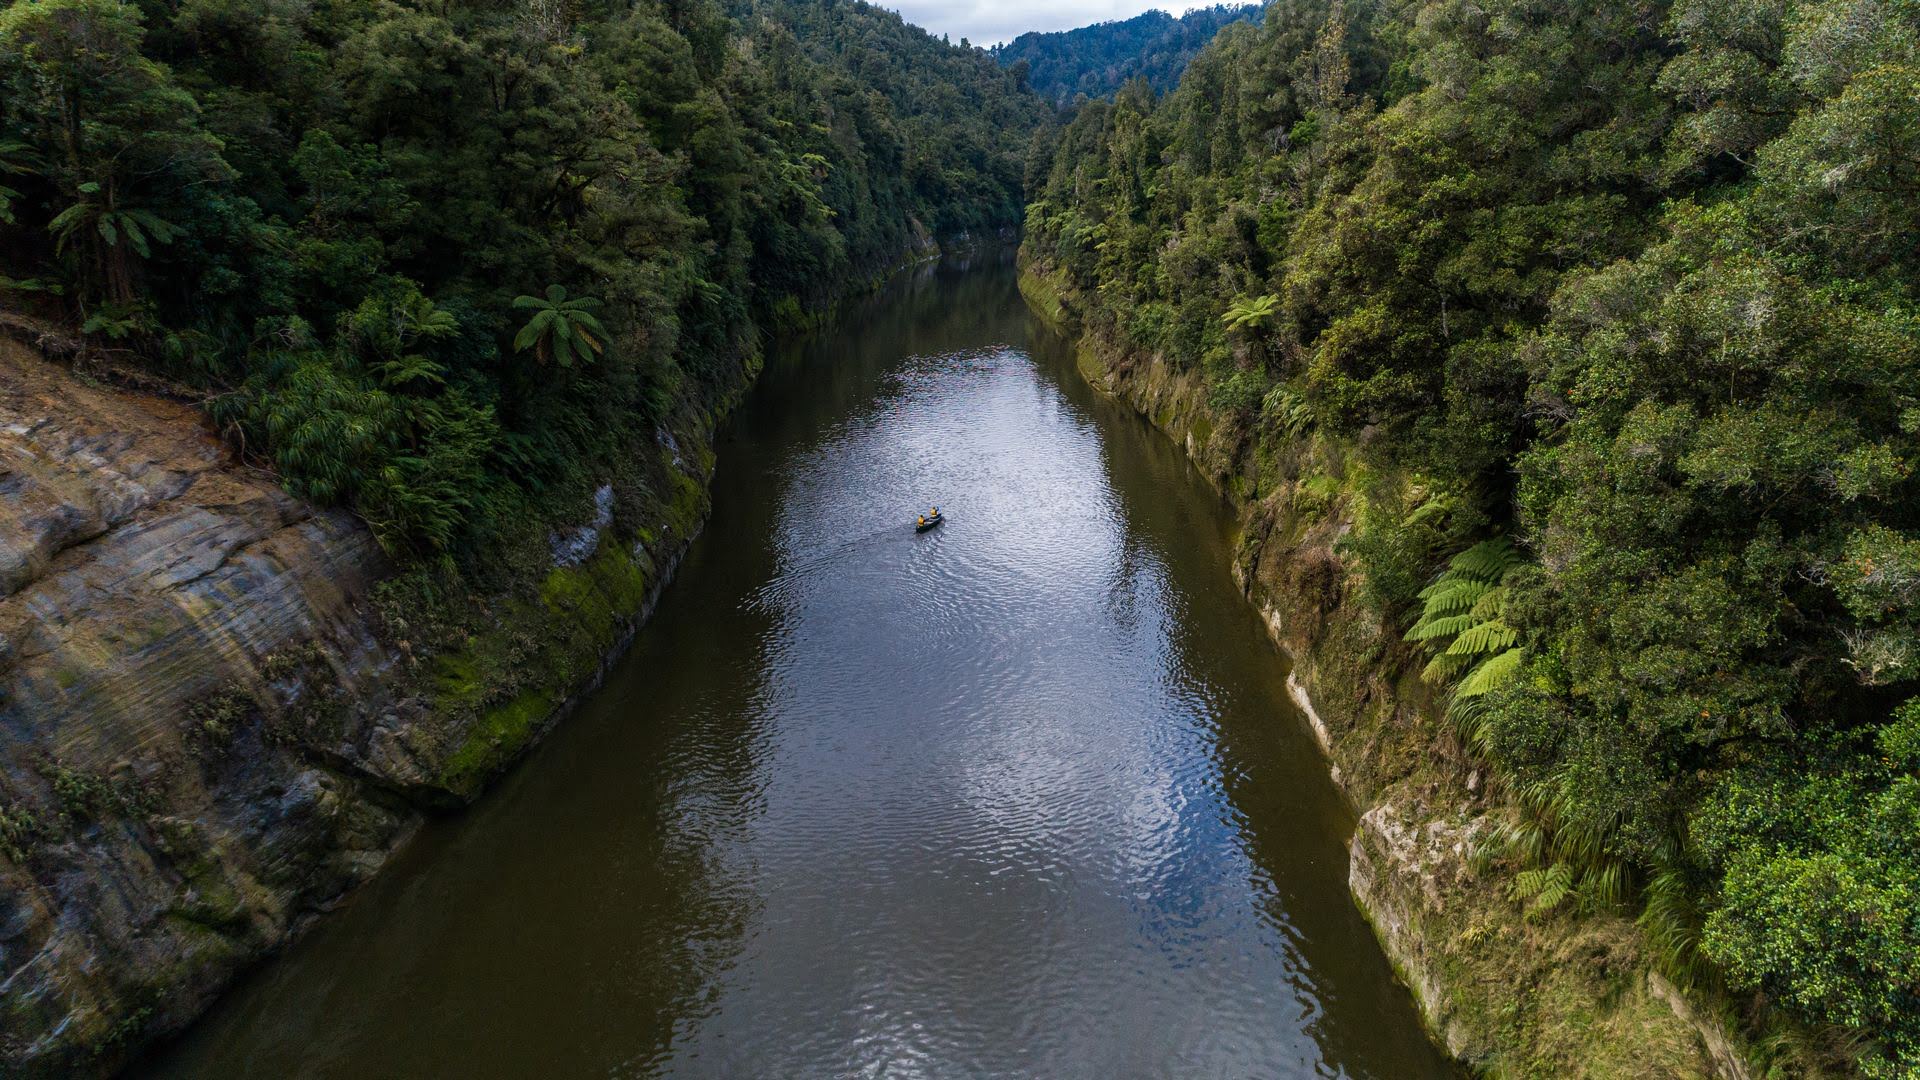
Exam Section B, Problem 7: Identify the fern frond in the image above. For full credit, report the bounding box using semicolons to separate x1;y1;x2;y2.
1406;613;1479;642
1512;862;1573;917
1446;621;1519;656
1416;578;1495;615
1455;646;1525;697
513;313;550;352
123;208;177;245
1422;650;1477;683
1467;587;1507;621
48;201;90;251
1401;492;1455;529
570;310;609;338
1448;538;1522;580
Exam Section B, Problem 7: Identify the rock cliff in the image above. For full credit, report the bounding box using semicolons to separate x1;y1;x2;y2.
0;328;412;1070
0;324;713;1074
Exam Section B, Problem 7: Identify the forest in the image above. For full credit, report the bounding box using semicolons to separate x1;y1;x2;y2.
991;4;1260;104
4;0;1917;1073
1023;0;1919;1072
0;0;1043;569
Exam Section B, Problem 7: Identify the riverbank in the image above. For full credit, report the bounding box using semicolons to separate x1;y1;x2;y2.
139;264;1452;1077
0;240;959;1076
0;322;727;1077
1019;258;1760;1079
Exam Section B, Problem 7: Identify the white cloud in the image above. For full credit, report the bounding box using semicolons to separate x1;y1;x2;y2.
877;0;1215;48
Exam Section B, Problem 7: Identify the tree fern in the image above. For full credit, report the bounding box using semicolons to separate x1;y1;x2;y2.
1404;537;1527;709
1405;542;1635;921
1403;535;1639;922
1221;292;1279;331
48;183;178;258
513;284;608;368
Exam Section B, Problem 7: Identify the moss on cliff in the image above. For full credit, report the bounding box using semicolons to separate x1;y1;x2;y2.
437;691;554;799
1017;260;1072;331
424;486;676;798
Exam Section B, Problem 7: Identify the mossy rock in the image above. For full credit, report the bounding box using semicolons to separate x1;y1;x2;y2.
436;689;554;799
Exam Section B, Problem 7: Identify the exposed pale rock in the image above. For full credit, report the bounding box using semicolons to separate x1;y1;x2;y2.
1285;670;1333;755
0;336;412;1075
0;324;712;1075
548;483;616;568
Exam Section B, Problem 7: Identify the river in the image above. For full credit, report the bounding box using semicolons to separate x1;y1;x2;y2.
138;262;1452;1078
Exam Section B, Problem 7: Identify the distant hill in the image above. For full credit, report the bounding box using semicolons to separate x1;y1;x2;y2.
992;6;1262;105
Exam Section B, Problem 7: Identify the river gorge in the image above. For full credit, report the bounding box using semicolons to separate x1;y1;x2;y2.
134;262;1452;1077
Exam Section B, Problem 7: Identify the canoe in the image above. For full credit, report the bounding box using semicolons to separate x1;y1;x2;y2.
915;512;943;532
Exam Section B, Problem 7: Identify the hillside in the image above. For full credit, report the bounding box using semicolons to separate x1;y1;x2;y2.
0;0;1041;571
1023;0;1919;1073
0;0;1043;1071
992;5;1261;104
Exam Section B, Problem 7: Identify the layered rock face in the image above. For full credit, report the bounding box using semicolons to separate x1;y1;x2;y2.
0;333;419;1072
0;316;718;1074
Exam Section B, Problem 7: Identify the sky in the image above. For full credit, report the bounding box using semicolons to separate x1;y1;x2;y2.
881;0;1211;48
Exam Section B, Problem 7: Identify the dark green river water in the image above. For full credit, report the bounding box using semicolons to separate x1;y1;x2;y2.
139;262;1451;1078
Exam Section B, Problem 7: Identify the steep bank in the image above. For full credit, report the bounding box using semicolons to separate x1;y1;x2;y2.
1021;261;1758;1079
0;219;958;1078
0;0;1051;1067
0;314;734;1074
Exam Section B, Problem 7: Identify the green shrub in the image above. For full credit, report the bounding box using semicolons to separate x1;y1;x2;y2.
0;802;41;862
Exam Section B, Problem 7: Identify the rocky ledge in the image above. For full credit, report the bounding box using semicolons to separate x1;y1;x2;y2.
0;328;405;1071
0;325;714;1075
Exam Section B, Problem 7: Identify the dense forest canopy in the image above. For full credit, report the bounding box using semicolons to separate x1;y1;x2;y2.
1025;0;1920;1072
991;5;1260;104
0;0;1044;565
5;0;1920;1072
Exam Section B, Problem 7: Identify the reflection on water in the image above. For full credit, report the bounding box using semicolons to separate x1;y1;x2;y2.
139;263;1452;1079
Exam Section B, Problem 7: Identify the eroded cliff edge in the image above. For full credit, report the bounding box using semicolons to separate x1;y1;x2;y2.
0;323;720;1074
1021;261;1758;1079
